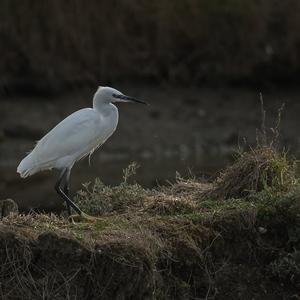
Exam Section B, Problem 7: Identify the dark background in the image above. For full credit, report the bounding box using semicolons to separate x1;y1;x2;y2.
2;0;300;90
1;0;300;211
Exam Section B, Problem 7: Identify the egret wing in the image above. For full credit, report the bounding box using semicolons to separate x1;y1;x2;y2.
31;108;105;165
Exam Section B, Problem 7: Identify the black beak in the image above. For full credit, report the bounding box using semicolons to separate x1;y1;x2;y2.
113;94;148;105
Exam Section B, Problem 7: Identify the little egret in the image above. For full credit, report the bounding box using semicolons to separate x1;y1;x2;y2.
17;86;147;217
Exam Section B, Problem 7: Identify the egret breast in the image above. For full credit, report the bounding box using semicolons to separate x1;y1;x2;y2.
74;104;119;163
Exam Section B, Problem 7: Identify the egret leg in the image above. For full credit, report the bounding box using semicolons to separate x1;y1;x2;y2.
63;169;71;216
55;168;82;216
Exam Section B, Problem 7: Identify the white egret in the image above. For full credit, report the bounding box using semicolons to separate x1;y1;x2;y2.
17;86;147;216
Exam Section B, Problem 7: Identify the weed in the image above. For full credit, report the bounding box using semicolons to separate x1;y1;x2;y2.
205;97;298;200
206;146;297;200
76;162;147;215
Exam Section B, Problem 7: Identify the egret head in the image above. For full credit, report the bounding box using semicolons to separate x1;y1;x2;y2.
94;86;147;105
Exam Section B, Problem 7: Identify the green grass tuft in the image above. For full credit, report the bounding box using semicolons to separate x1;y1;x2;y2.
76;162;148;215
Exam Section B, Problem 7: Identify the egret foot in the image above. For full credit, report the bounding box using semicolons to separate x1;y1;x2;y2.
68;212;99;223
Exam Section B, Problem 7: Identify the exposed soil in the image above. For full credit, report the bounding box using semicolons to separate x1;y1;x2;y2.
0;182;299;299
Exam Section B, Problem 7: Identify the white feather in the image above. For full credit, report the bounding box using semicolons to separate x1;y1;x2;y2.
17;100;119;177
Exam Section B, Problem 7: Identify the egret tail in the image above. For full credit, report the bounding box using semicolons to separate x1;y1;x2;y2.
17;152;39;178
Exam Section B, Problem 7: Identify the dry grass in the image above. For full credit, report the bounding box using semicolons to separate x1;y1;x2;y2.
202;97;298;200
205;146;298;200
0;182;299;299
75;165;206;217
0;154;299;299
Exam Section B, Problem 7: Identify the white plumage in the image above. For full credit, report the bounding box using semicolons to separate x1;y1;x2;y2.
17;86;146;216
17;107;118;177
18;91;118;177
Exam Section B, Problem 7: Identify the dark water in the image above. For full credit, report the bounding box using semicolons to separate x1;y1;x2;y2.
2;145;230;212
1;86;300;211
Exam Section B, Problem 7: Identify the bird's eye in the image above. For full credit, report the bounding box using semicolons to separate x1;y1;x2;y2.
112;94;123;99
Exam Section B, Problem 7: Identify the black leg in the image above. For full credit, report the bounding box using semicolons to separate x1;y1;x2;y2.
63;169;71;216
63;187;71;216
55;168;82;216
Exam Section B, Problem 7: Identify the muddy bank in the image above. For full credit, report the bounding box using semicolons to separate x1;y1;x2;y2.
0;185;299;299
0;144;300;299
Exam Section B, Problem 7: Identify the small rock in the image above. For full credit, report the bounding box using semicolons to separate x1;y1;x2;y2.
0;199;18;218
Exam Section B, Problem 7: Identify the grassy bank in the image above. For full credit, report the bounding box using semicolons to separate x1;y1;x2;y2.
2;0;300;93
0;146;299;299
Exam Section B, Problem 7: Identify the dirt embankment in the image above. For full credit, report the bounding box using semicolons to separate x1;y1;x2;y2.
0;148;299;299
